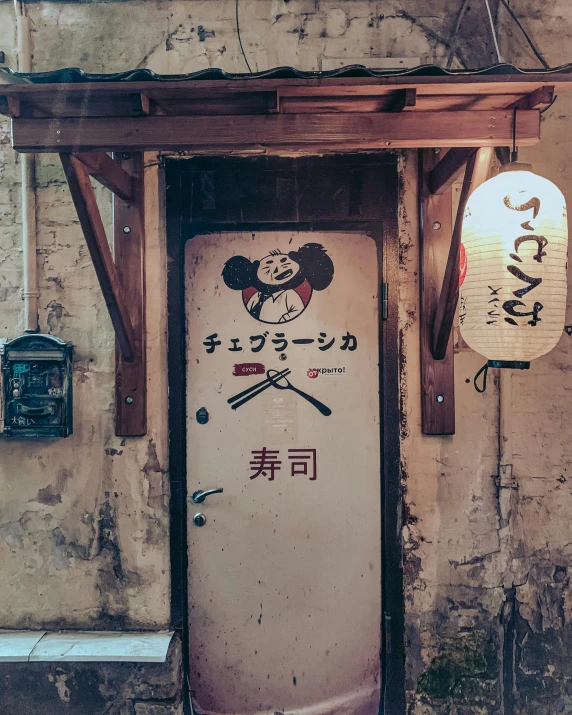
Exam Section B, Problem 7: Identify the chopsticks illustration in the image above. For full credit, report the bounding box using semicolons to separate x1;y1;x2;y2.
228;368;291;410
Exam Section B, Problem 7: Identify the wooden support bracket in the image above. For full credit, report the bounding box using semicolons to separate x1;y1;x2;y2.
432;147;493;361
419;149;455;435
429;147;477;195
60;153;136;362
431;151;478;360
420;146;494;435
74;152;134;201
60;152;146;437
113;152;146;437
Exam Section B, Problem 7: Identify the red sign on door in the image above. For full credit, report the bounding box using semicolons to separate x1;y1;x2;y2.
233;363;266;377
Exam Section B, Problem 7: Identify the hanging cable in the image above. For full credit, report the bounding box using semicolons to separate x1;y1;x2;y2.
497;0;550;69
511;106;518;163
474;363;489;393
496;2;556;112
236;0;252;73
541;95;558;114
446;0;471;70
484;0;503;63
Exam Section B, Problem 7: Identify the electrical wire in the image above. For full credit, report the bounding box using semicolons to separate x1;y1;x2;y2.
541;95;558;114
484;0;503;63
497;0;550;69
497;1;557;112
511;107;518;162
236;0;252;73
446;0;471;70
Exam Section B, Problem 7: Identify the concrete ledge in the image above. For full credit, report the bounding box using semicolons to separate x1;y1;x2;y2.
0;632;183;715
0;631;46;662
0;630;175;663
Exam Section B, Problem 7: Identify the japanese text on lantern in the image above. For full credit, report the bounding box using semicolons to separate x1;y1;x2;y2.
498;194;547;328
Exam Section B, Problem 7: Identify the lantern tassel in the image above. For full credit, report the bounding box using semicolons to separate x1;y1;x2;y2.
474;362;489;393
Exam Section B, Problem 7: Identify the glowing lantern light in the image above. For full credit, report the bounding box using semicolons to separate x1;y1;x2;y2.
460;164;568;370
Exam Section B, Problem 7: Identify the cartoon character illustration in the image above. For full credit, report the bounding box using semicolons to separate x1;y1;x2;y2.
222;243;334;324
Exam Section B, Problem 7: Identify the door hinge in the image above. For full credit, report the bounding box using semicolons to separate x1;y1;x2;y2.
384;613;392;657
381;282;388;320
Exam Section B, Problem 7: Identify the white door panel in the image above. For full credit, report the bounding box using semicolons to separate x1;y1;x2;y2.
186;231;381;715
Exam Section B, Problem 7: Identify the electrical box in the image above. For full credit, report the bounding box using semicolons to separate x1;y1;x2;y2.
1;334;74;439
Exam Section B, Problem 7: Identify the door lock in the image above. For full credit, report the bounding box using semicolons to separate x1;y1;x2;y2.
193;513;207;527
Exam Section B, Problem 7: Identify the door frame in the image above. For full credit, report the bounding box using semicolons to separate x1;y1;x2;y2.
165;155;404;714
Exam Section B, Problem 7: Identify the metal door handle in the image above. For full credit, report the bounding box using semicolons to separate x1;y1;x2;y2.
191;488;223;504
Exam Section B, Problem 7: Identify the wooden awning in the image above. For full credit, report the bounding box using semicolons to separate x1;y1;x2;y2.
1;67;572;152
1;65;571;437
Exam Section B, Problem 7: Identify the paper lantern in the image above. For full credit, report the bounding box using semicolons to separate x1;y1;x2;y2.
460;165;568;368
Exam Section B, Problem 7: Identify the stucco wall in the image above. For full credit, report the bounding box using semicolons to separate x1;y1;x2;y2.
0;1;571;712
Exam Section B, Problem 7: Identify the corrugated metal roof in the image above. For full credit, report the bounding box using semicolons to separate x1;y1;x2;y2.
1;62;572;85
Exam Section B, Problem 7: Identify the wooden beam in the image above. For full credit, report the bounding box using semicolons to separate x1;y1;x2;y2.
508;85;555;110
471;145;494;187
129;92;152;115
114;153;146;437
1;75;571;99
139;93;151;114
60;153;135;362
429;147;476;195
419;149;455;435
0;83;566;123
136;93;169;116
267;91;280;113
74;152;133;201
6;97;21;118
385;87;417;112
279;96;392;114
12;110;541;152
431;147;493;360
431;152;477;361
